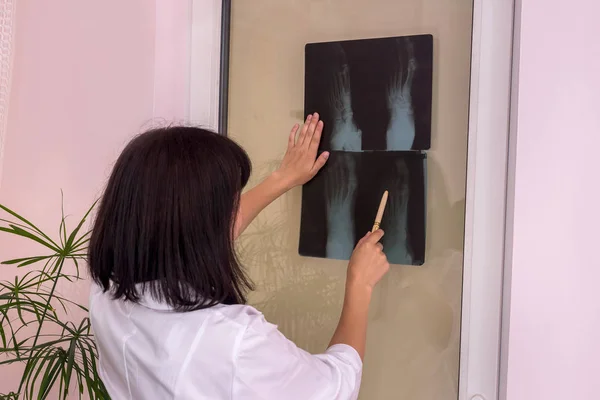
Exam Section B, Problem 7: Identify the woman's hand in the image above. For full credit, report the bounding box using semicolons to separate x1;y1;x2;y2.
234;113;329;238
329;229;389;360
346;230;390;292
274;113;330;190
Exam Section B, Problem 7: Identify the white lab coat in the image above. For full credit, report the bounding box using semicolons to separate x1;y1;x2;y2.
89;283;362;399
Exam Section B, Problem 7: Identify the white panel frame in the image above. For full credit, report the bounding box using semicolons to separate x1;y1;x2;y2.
0;0;17;190
188;1;516;398
459;0;514;399
188;0;222;130
499;0;521;398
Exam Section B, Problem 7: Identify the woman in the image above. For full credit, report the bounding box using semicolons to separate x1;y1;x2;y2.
88;113;389;399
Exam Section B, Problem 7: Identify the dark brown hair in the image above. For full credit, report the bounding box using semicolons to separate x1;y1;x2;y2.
88;126;253;311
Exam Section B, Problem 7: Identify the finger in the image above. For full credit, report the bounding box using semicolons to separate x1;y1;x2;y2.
365;229;384;244
310;151;329;176
376;243;384;251
301;112;319;146
308;120;324;154
298;114;312;145
356;231;371;246
382;260;390;272
288;123;299;149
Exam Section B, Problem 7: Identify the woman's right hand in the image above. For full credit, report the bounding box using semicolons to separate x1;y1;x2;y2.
346;230;390;291
329;229;389;360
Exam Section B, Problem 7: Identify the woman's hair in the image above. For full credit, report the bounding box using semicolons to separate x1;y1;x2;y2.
88;126;253;311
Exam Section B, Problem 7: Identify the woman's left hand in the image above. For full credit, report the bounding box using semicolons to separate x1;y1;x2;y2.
235;113;329;238
275;112;330;189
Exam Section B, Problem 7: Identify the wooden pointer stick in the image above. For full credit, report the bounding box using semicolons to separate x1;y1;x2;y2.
372;190;389;321
371;190;389;232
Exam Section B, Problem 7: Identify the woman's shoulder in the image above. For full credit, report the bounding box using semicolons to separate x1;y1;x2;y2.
211;303;276;334
89;281;275;334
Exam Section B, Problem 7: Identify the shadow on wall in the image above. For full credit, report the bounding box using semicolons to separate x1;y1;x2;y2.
425;154;465;258
236;156;465;355
237;159;345;351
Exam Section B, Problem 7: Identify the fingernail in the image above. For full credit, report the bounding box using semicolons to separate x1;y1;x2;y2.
323;152;330;159
307;115;312;120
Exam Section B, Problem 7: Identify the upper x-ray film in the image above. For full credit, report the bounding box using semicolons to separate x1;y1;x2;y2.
304;34;433;152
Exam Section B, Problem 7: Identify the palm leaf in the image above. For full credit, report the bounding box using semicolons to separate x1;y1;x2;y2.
0;225;60;254
1;256;54;268
0;198;105;399
64;200;97;252
0;205;59;249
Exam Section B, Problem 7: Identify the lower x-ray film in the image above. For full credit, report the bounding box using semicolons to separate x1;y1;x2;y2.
300;151;426;265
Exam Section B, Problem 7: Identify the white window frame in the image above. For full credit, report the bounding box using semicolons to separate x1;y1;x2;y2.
187;0;223;130
459;1;514;399
186;1;515;399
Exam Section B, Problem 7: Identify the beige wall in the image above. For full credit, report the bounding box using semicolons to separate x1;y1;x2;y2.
228;1;473;398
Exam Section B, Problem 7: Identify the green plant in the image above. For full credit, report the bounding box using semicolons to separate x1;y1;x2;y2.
0;200;108;399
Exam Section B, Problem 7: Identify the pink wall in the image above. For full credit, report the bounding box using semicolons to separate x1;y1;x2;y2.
3;0;599;397
0;0;189;393
505;0;600;398
0;0;156;231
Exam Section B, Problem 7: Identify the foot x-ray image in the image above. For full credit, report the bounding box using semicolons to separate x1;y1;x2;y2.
299;151;426;265
304;34;433;152
299;35;432;265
